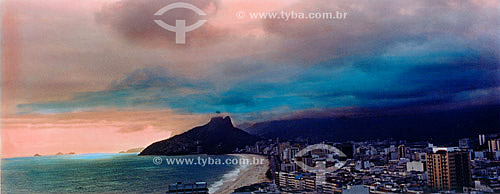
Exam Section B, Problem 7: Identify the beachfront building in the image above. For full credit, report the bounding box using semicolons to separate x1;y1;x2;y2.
167;182;209;194
321;181;342;194
275;171;316;192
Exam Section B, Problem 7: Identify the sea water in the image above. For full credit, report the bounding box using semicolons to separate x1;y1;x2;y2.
2;153;242;193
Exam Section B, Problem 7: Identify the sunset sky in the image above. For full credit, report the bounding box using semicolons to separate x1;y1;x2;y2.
1;0;499;158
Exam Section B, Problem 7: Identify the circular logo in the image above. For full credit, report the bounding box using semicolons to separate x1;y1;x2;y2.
294;143;346;173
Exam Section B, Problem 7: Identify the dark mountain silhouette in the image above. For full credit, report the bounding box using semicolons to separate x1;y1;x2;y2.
140;116;259;155
244;105;500;144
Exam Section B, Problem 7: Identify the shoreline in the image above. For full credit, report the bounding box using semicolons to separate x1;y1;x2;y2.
211;154;270;194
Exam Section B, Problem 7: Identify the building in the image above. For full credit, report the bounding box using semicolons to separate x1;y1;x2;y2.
280;162;296;172
479;134;486;146
290;146;299;160
322;181;342;194
426;150;472;191
303;175;316;191
336;143;354;159
275;171;316;191
432;147;460;153
167;182;208;194
282;146;300;161
406;161;424;172
459;138;471;149
488;139;500;152
389;152;399;160
343;185;370;194
398;144;407;159
232;182;280;194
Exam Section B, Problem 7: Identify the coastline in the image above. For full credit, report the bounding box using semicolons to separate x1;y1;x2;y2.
211;154;270;194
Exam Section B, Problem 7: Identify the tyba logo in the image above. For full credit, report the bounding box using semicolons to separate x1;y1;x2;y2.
154;2;206;44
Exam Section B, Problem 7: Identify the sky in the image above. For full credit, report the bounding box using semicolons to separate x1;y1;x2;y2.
1;0;499;158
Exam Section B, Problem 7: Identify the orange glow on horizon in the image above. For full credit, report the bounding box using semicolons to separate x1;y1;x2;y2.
1;110;212;158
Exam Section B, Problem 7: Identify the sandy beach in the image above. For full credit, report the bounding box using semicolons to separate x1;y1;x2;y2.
216;154;270;194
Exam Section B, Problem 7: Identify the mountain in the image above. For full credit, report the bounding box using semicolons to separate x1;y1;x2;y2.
244;105;500;144
139;116;259;155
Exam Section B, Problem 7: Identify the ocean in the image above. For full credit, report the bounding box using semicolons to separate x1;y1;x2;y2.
1;153;243;194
